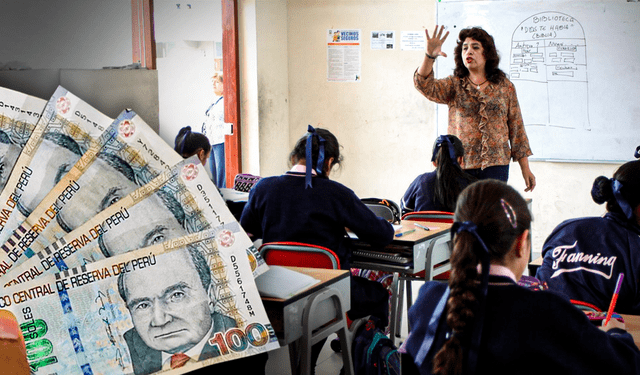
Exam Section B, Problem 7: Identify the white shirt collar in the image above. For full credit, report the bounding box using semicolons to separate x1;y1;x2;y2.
289;164;317;175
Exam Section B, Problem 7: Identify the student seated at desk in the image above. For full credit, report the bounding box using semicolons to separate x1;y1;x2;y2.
536;160;640;314
240;126;394;372
401;135;475;214
404;180;640;375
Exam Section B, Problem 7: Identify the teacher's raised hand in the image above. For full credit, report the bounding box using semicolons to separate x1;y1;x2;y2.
426;25;450;59
418;25;450;77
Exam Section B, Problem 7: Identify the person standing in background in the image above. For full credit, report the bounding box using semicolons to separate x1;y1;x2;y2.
414;25;536;192
202;72;232;188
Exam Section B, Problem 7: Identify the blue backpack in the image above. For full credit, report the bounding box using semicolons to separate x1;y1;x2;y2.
352;317;400;375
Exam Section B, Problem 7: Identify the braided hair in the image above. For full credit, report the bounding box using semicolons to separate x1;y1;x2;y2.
433;179;531;375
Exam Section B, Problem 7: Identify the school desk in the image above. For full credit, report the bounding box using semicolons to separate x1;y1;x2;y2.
350;220;453;344
528;255;543;276
620;314;640;349
260;267;353;375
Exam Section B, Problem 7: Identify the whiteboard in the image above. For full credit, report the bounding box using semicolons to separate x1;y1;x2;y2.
436;0;640;162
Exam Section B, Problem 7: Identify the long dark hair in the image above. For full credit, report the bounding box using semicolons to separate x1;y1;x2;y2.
433;180;531;375
432;135;476;212
289;127;343;175
174;126;211;158
591;160;640;221
453;27;506;84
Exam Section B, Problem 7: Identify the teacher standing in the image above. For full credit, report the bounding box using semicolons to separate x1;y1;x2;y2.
202;72;232;188
415;25;536;192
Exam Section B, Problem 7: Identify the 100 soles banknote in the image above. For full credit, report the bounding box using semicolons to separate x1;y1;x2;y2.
0;226;279;375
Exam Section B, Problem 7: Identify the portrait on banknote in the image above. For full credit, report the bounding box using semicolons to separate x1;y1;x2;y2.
0;230;279;374
118;246;238;373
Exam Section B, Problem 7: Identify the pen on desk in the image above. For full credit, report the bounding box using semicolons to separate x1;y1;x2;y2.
395;229;416;237
603;273;624;326
414;223;430;231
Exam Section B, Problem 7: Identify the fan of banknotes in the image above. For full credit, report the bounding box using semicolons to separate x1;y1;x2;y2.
0;86;279;374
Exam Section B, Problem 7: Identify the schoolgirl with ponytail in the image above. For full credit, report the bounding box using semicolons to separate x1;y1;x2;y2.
537;159;640;314
173;126;211;166
240;126;394;373
401;134;476;213
405;179;639;375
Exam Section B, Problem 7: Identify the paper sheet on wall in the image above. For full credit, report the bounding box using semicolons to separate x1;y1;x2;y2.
327;29;361;82
371;31;395;50
401;31;426;51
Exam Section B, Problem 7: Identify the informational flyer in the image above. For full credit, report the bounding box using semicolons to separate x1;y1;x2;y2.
401;31;426;51
327;29;361;82
371;31;395;50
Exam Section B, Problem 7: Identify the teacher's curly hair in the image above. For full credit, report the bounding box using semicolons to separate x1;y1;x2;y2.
453;27;506;84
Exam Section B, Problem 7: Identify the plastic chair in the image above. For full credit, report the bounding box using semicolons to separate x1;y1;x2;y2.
258;242;355;375
362;198;401;224
259;241;341;269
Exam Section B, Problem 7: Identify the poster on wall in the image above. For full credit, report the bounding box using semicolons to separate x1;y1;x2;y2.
401;31;426;51
327;29;361;82
371;31;395;50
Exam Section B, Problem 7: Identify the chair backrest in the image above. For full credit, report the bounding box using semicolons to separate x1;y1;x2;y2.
401;210;454;223
361;198;401;224
258;241;341;270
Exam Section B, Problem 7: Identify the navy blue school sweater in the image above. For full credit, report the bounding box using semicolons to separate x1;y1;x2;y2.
536;212;640;314
401;171;473;213
239;172;394;269
405;275;640;375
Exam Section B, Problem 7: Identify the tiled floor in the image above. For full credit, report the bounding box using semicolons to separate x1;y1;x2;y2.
264;281;422;375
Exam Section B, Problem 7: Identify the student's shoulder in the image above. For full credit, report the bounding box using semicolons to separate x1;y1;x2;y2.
495;283;583;324
548;215;606;235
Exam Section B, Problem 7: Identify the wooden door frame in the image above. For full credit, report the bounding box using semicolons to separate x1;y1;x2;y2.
221;0;241;185
132;0;241;184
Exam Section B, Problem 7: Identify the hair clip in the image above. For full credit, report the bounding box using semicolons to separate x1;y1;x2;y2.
500;198;518;229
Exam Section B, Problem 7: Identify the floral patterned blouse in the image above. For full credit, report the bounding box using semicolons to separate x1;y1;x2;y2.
414;69;532;170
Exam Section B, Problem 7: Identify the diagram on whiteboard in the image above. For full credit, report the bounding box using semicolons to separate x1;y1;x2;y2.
509;12;590;131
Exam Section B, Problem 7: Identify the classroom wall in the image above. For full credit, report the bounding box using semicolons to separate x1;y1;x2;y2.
240;0;625;256
154;0;224;145
0;0;132;70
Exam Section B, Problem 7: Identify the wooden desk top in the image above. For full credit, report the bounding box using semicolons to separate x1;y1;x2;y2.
260;266;349;304
620;314;640;348
392;219;452;243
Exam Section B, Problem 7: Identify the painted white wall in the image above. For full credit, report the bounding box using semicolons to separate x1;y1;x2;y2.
154;0;223;145
242;0;627;256
0;0;131;70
